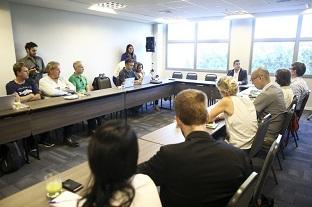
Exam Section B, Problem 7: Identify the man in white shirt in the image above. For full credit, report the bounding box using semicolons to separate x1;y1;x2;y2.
39;61;79;147
39;61;76;96
227;59;248;85
290;62;309;110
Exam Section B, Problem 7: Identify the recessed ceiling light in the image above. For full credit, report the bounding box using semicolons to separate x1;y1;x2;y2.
224;10;254;19
88;2;127;14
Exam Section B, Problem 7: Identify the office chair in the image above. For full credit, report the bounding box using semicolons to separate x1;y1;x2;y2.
252;135;282;206
205;74;217;82
172;72;183;79
186;72;198;80
227;172;258;207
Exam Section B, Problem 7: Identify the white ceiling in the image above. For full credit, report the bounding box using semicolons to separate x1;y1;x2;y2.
8;0;312;23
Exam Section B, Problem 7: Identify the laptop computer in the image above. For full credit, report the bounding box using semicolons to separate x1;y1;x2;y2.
0;95;16;111
124;77;135;88
141;74;152;85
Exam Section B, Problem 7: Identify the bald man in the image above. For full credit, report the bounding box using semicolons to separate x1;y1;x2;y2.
251;68;286;146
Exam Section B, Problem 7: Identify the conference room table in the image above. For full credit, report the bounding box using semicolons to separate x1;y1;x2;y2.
0;78;250;146
140;121;225;146
0;107;31;145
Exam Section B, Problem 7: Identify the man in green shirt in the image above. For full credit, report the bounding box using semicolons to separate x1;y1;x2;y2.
69;61;90;93
69;61;98;134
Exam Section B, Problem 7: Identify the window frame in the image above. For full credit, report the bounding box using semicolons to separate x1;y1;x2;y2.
250;14;312;78
165;20;231;73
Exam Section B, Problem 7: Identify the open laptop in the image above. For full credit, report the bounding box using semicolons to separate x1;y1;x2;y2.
141;74;152;85
0;95;15;111
124;77;135;88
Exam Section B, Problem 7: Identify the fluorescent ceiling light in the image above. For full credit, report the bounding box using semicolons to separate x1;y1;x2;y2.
154;17;188;24
224;13;254;20
88;4;117;14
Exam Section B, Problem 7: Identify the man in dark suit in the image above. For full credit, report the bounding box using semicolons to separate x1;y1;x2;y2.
137;89;252;207
227;59;248;85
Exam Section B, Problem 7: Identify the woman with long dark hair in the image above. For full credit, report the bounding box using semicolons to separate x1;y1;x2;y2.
80;120;161;207
121;44;137;62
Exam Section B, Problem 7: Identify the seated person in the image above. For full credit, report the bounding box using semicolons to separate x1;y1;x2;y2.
208;76;258;150
275;69;294;108
6;62;41;102
138;89;252;207
251;68;286;146
80;120;161;207
39;61;76;96
117;58;139;86
69;61;100;134
121;44;137;62
227;59;248;85
39;61;79;147
134;62;145;83
290;62;309;110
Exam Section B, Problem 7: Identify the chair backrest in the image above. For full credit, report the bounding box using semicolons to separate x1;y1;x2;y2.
252;135;282;205
249;114;272;158
296;90;310;119
205;74;217;81
172;72;183;79
287;95;298;110
227;172;258;207
112;76;119;86
186;72;198;80
279;104;295;136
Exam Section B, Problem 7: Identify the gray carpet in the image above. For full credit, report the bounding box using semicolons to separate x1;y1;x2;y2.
0;105;312;207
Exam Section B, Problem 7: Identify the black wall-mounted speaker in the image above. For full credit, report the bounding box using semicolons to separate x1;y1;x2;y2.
146;36;155;52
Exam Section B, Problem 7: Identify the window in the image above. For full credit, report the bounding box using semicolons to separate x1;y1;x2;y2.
166;20;230;71
252;14;312;75
252;42;294;73
252;15;298;73
298;14;312;75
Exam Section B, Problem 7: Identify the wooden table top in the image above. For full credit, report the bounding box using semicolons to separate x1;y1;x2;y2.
140;121;225;146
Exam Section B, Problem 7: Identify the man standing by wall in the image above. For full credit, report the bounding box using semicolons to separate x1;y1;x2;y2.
19;42;45;85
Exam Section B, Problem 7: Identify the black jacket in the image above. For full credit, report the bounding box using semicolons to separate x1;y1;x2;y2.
227;69;248;85
137;131;252;207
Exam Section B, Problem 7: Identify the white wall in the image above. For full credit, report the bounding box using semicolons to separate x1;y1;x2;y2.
9;3;152;88
0;1;16;96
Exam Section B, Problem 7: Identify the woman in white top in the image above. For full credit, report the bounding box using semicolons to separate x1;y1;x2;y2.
80;120;162;207
275;69;294;109
208;76;258;150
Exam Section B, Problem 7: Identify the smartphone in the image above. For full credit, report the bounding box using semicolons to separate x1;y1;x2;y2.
62;179;83;192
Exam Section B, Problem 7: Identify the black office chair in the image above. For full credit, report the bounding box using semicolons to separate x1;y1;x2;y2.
186;72;198;80
205;74;217;82
252;135;282;206
249;114;272;158
296;90;310;119
112;76;119;87
172;72;183;79
281;104;298;149
226;172;258;207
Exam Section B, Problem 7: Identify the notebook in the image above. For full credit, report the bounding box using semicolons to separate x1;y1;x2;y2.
124;77;135;88
141;74;152;85
0;95;15;111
